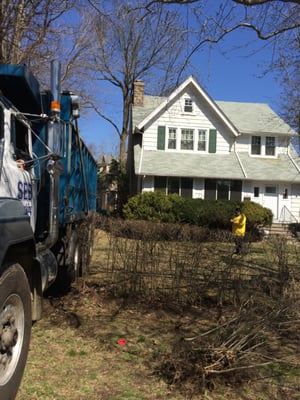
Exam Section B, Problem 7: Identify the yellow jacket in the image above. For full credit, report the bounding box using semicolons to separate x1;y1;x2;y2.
231;213;246;236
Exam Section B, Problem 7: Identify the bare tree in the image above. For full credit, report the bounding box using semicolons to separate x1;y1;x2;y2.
142;0;300;131
81;0;187;169
0;0;75;69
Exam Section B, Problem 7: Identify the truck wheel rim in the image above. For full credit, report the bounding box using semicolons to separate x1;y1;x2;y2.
0;294;24;385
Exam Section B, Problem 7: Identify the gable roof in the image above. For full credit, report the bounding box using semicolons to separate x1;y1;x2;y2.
133;76;240;137
132;76;295;137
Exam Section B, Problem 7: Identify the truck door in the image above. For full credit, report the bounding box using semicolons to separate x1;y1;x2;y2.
0;109;37;231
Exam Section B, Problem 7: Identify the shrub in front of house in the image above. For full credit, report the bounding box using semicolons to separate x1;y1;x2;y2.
123;192;273;232
122;191;185;223
242;200;273;228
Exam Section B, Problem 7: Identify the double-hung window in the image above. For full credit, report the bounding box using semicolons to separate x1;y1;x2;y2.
181;129;194;150
266;136;275;156
251;136;261;155
198;129;206;151
251;135;276;156
168;128;176;149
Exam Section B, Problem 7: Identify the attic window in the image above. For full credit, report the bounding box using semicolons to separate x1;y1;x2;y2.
184;98;193;113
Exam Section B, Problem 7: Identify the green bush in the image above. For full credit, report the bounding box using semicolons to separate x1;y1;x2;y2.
242;201;273;228
122;191;185;223
123;192;273;231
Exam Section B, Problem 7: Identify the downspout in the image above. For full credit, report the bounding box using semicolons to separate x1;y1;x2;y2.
138;143;144;176
233;140;247;178
137;135;144;193
287;139;300;173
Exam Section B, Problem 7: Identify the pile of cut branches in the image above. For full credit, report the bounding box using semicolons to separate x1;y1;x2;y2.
157;292;300;396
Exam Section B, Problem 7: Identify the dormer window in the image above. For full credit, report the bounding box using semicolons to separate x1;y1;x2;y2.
251;135;276;156
184;98;193;113
251;136;261;155
266;136;275;156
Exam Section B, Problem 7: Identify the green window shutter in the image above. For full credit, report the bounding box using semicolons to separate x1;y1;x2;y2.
208;129;217;153
157;126;165;150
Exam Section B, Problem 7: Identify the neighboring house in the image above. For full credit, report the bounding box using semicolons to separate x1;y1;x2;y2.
129;76;300;222
97;153;118;212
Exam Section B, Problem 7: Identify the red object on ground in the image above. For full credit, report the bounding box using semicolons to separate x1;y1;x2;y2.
117;338;127;345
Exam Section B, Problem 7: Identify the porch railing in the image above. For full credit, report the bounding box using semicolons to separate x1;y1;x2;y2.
279;205;298;223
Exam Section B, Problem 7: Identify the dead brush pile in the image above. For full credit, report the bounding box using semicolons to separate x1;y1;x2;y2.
96;218;300;397
157;287;300;396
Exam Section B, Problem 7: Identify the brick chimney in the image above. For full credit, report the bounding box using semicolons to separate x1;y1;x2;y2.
133;81;144;107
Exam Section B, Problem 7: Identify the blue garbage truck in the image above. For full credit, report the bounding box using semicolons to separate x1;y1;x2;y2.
0;61;97;399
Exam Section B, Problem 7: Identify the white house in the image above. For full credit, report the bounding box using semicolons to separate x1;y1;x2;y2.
129;76;300;222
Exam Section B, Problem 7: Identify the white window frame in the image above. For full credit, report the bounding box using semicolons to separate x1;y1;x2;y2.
184;98;193;113
250;135;276;157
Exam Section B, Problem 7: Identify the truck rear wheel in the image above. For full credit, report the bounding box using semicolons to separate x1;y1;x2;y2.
48;234;82;295
0;264;32;400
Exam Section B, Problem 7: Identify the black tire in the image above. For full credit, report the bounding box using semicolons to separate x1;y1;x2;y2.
0;264;32;400
73;240;82;279
47;234;81;295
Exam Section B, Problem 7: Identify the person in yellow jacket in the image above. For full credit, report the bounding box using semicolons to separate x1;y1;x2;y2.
230;207;246;254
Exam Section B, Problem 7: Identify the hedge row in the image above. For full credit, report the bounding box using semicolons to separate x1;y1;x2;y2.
123;192;273;230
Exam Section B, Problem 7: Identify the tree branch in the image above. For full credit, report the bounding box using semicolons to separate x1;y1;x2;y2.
146;0;300;5
85;102;121;138
233;0;300;5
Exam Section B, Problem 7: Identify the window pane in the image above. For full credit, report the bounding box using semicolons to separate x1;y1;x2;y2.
266;136;275;156
181;178;193;198
154;176;167;193
230;180;242;201
254;187;259;197
251;136;261;155
181;129;194;150
198;129;206;151
266;186;276;194
168;177;179;194
168;128;176;149
217;180;230;200
205;179;216;200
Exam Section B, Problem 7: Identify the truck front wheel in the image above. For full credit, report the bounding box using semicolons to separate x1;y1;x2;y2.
0;264;32;400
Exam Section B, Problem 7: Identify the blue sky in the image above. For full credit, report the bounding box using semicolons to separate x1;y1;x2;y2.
79;16;283;158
